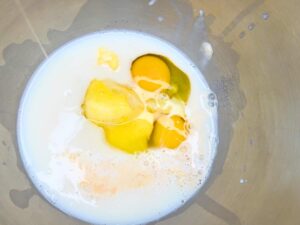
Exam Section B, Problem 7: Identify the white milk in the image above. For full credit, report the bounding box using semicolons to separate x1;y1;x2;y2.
17;30;218;225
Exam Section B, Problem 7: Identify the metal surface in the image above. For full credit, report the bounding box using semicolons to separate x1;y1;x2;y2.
0;0;299;224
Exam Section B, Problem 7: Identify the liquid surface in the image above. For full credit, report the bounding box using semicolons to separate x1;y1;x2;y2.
18;30;218;225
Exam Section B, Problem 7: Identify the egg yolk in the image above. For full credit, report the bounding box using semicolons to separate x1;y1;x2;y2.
150;115;188;149
131;55;170;92
103;118;153;154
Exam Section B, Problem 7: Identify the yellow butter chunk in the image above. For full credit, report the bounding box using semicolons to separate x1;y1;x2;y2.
97;48;119;70
82;79;144;126
103;118;153;154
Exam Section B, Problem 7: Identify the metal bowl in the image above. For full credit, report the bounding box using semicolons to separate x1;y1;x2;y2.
0;1;298;224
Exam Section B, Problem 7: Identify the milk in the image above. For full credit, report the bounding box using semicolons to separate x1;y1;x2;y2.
17;30;218;225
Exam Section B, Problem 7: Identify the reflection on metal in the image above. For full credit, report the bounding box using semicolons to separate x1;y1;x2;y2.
262;12;270;20
239;31;246;39
197;194;242;225
12;0;48;58
9;188;35;209
248;23;256;31
222;0;264;37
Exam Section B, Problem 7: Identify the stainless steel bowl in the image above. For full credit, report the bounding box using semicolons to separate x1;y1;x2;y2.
0;1;299;224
